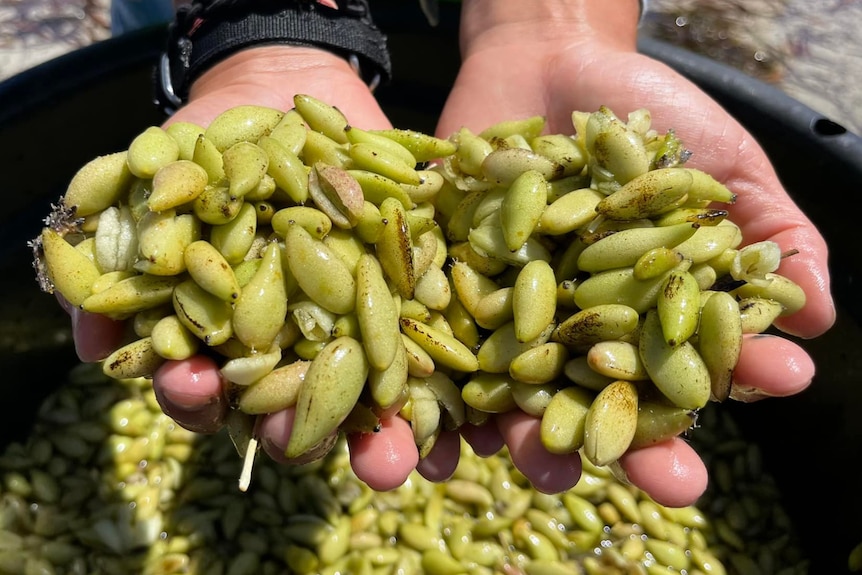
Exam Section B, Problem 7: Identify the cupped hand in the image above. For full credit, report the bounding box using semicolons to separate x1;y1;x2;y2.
70;45;426;491
435;0;834;506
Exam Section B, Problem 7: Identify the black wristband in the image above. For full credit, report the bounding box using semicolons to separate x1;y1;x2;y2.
155;0;392;116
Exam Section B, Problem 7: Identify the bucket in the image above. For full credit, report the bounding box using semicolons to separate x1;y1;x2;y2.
1;8;861;573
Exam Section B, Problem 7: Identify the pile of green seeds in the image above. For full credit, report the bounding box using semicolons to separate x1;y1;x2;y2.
32;95;808;473
0;363;808;575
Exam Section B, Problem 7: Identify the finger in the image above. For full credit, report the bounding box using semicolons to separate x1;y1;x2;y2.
730;333;815;400
496;410;582;494
257;408;338;466
70;306;127;362
347;416;419;491
416;429;461;482
153;356;228;434
617;438;708;508
460;420;505;457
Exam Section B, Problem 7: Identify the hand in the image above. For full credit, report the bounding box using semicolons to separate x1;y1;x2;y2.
70;45;424;491
435;0;835;506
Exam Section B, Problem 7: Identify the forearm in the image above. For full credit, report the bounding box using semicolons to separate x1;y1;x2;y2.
458;0;641;55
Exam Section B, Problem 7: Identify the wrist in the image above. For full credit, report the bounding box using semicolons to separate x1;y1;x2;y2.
169;44;389;129
458;0;640;55
156;0;391;116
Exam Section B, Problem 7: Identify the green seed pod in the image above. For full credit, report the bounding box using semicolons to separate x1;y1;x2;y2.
267;120;308;160
94;205;138;273
311;163;365;230
39;228;102;307
509;342;568;384
737;296;784;333
577;223;697;273
172;278;234;346
256;135;309;204
399;317;479;373
514;259;556;342
81;274;182;319
192;184;243;225
165;120;205;160
402;169;445;203
347;169;415;210
573;264;689;314
293;93;349;143
531;134;587;178
452;127;494;178
349;142;421;186
209;202;258;264
425;371;466;429
147;160;208;212
629;401;696;450
183;240;241;302
376;197;415;299
563;356;615;391
653;207;729;227
133;304;172;337
583;380;639;467
673;222;741;263
222;141;269;199
473;286;514;331
656;270;701;347
204;104;284;152
500;169;549;251
286;336;368;459
477;321;551;374
461;372;517;414
405;377;442;453
353;201;385;244
150;314;200;360
367;338;409;411
369;128;457;163
103;336;165;379
127;126;180;178
512;518;560;561
135;211;200;276
443;292;480;351
731;272;806;316
595;167;693;220
537;188;604;236
540;386;593;454
63;151;133;216
510;380;558;417
271;206;332;240
191;133;225;184
344;124;416;166
356;253;402;371
237;359;309;414
696;290;742;402
283;223;356;314
469;214;552;267
552;304;639;350
586;340;650;381
479;115;545;141
482;148;562;186
445;189;484;242
231;242;287;352
586;108;650;185
639;309;710;410
414;265;451;312
683;167;737;205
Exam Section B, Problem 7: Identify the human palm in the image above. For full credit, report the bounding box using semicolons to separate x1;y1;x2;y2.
436;37;834;506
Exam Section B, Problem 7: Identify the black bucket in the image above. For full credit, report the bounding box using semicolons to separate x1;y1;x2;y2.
1;9;861;573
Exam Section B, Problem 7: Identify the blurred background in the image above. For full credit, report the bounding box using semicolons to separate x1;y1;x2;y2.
1;0;861;136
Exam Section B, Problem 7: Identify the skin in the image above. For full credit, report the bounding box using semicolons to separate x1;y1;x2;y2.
68;0;833;505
